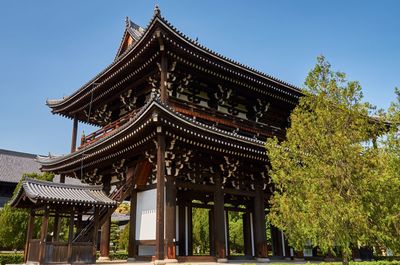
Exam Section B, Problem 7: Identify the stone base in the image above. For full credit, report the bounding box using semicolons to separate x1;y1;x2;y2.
256;257;270;263
164;259;178;264
98;256;110;261
154;260;166;265
127;257;136;262
217;258;228;263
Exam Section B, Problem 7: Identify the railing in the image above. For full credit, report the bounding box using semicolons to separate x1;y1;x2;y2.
79;109;141;148
73;166;136;242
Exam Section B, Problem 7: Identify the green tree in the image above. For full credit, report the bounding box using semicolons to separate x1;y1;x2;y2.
192;207;210;255
0;172;54;250
110;221;120;252
118;224;130;251
265;56;384;265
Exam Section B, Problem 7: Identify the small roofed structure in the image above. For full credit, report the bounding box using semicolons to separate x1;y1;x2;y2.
10;177;118;265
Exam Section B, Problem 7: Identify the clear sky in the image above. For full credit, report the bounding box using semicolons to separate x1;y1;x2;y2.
0;1;399;155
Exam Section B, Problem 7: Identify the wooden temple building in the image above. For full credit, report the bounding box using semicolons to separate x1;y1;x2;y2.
28;7;303;264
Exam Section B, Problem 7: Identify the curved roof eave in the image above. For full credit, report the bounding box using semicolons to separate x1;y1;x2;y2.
47;12;302;114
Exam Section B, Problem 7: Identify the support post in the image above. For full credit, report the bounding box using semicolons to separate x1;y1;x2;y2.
39;207;49;264
243;212;252;257
24;210;35;263
155;130;166;261
100;177;111;261
214;176;227;262
93;207;100;263
128;190;137;262
53;212;60;242
178;205;186;256
159;52;168;102
67;208;75;264
71;116;78;153
254;185;269;261
165;174;177;261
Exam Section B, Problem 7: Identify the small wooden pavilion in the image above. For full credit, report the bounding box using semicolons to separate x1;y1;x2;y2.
34;7;303;264
10;177;118;264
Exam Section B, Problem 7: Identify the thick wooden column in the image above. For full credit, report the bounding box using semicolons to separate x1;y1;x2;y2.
243;212;252;257
128;190;137;261
165;174;177;260
71;116;78;153
214;176;227;262
159;39;168;102
155;130;166;261
93;207;100;262
53;213;60;242
178;205;186;256
253;185;268;260
187;206;193;256
39;207;49;264
24;210;35;263
209;210;215;256
100;177;111;260
67;208;75;263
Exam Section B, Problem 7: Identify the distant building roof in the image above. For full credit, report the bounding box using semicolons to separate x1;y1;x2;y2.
10;177;117;208
0;149;41;183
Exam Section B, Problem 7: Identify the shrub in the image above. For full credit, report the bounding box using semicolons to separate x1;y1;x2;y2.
0;253;24;265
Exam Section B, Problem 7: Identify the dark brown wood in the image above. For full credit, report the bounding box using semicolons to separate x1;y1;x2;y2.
71;116;78;153
128;190;137;259
100;176;111;259
187;205;193;256
209;209;215;256
213;176;226;259
178;205;186;256
24;210;35;263
59;173;66;183
160;46;168;102
67;209;74;263
38;208;49;264
93;207;100;257
225;211;230;257
155;131;166;260
243;212;252;256
253;185;268;258
165;174;177;259
100;216;111;258
53;213;60;242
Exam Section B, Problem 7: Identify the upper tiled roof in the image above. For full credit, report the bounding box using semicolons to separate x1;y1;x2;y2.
0;149;41;183
9;177;117;208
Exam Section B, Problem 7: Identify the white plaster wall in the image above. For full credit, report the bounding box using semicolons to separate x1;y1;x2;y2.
136;189;156;240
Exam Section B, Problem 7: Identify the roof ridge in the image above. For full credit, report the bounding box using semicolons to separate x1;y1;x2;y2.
23;177;102;190
0;149;37;158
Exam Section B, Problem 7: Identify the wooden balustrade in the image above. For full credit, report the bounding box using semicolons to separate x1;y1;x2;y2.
79;109;140;149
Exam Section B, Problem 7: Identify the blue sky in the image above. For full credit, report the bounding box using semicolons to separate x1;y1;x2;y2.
0;1;399;155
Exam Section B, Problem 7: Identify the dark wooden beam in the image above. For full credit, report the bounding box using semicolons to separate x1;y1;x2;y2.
128;190;137;260
24;210;35;263
165;174;177;259
100;176;111;260
67;208;74;264
38;207;49;264
213;177;226;261
160;48;168;102
155;130;166;260
71;116;78;153
253;185;268;259
243;212;252;256
93;207;100;259
178;205;186;256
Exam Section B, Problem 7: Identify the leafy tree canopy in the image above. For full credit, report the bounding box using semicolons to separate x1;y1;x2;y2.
266;56;389;264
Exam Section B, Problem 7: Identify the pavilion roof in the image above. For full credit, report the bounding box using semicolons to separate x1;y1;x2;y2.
46;7;302;122
9;177;117;209
38;93;268;174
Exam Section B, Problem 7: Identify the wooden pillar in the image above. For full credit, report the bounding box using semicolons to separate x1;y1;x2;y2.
60;173;66;183
155;130;166;260
187;205;193;256
253;185;268;260
214;177;227;262
67;208;75;264
178;205;186;256
53;212;60;242
71;116;78;153
24;210;35;263
76;211;83;237
39;207;49;264
165;175;177;260
159;43;168;102
93;207;100;263
209;209;215;256
128;190;137;261
100;177;111;260
243;212;252;257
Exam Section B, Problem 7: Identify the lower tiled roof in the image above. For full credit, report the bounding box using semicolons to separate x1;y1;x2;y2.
9;177;117;208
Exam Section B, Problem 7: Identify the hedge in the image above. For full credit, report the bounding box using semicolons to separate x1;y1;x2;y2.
0;253;23;265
